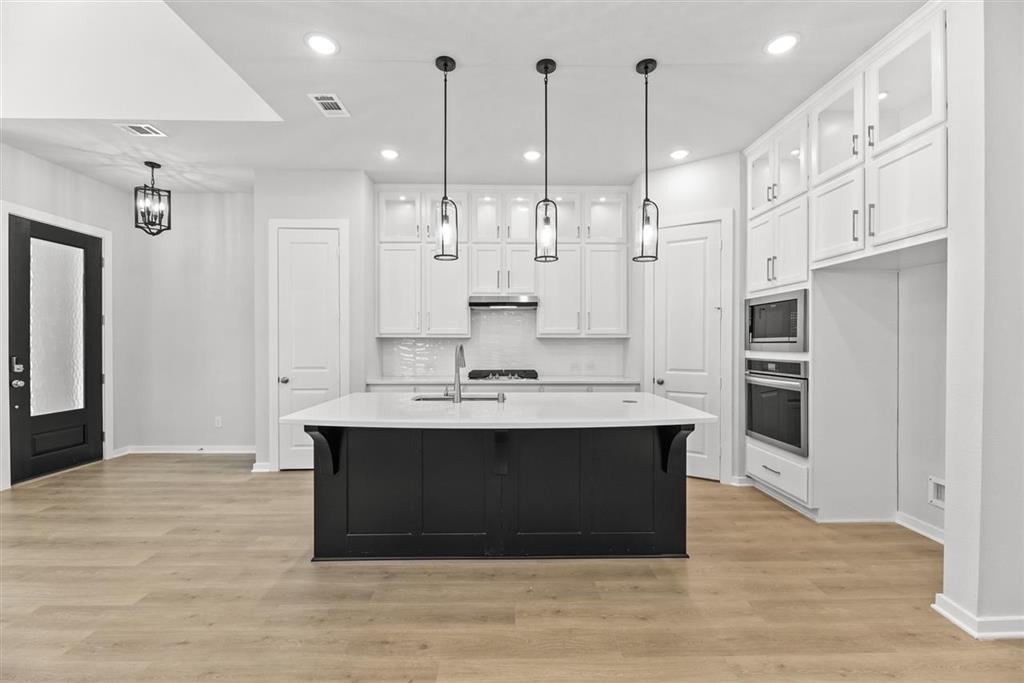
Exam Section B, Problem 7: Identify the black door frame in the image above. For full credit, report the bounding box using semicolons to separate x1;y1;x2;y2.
3;206;112;488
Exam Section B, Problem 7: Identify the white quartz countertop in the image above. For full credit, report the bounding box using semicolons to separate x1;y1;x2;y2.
365;376;641;386
280;392;717;430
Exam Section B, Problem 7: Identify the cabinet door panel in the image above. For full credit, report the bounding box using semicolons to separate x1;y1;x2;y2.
536;246;582;336
746;213;774;294
773;197;809;287
747;142;774;217
378;192;421;242
810;168;865;263
810;74;864;185
773;115;809;204
378;244;421;335
586;193;627;242
470;193;502;242
424;250;469;336
550;192;582;243
867;126;946;246
423;192;468;251
867;12;946;156
585;245;628;336
505;245;535;294
504;193;536;243
469;244;503;294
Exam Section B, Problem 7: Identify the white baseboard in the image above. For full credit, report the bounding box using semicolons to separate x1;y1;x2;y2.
721;475;753;487
109;446;255;457
895;511;944;544
933;593;1024;640
251;462;274;473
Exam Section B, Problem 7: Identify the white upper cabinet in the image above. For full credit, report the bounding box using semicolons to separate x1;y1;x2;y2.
469;244;503;294
585;193;627;243
866;11;946;157
378;192;422;242
423;250;469;337
745;197;808;295
746;212;775;293
550;192;582;243
810;74;864;186
470;193;502;242
536;246;582;336
423;192;468;253
810;168;865;263
504;245;535;294
378;244;422;335
504;192;536;243
866;126;947;246
584;245;628;336
773;116;809;205
747;141;774;218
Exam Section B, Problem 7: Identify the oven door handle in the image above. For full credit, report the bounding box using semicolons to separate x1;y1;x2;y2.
745;373;805;391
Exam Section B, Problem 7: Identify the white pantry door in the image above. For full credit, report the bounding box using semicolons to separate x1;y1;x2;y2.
278;228;341;469
653;220;722;480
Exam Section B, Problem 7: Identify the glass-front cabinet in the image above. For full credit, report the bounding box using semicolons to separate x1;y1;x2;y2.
866;11;946;156
810;74;864;185
772;116;808;205
747;142;773;218
377;192;422;242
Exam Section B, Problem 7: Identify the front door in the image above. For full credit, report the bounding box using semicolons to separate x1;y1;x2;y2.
8;215;103;484
277;227;341;469
653;220;722;480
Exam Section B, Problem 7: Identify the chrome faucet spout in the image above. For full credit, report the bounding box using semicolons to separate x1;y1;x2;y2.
453;344;466;403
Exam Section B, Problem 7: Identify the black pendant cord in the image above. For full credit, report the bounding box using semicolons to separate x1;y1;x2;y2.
644;72;649;202
442;70;448;199
150;165;156;188
543;72;549;200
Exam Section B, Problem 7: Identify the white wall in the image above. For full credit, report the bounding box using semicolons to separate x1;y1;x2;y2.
897;262;947;535
252;169;372;471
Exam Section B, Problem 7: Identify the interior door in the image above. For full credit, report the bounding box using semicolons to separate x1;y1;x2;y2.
653;220;722;480
278;228;341;469
8;215;103;484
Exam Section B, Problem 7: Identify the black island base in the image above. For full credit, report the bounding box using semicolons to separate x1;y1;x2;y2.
305;425;694;560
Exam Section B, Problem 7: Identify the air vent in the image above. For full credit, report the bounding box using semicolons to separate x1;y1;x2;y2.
307;93;351;118
114;123;166;137
928;476;946;509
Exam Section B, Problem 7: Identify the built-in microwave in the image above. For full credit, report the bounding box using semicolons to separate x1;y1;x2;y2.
745;289;807;353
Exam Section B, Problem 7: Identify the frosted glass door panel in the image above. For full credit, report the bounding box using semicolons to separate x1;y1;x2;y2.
876;34;932;144
816;91;857;175
30;238;85;416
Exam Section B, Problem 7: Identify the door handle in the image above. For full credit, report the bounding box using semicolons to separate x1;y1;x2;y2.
656;378;665;385
11;379;25;388
278;376;290;384
10;356;23;373
868;203;876;237
852;209;860;241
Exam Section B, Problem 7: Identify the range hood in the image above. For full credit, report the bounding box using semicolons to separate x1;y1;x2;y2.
468;295;538;310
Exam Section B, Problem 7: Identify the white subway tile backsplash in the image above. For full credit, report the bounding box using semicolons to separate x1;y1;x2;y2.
380;310;626;378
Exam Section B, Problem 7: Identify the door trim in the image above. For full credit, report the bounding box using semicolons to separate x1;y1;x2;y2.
266;219;350;473
1;201;114;491
642;209;737;483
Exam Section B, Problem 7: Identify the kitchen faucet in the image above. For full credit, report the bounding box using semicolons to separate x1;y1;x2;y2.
453;344;466;403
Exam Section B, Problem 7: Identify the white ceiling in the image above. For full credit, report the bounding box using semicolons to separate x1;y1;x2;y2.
0;1;924;192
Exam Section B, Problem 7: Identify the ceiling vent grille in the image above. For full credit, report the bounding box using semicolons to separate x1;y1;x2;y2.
307;93;351;118
115;123;166;137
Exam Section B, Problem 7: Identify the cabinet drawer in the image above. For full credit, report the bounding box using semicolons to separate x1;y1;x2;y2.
747;439;808;502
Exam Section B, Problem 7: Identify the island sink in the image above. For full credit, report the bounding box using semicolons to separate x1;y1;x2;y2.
412;392;506;403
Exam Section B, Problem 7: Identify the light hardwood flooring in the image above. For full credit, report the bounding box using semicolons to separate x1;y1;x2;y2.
1;454;1021;682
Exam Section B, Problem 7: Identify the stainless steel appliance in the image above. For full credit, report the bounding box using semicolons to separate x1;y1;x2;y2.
468;295;538;310
745;289;807;353
745;359;808;457
467;369;539;380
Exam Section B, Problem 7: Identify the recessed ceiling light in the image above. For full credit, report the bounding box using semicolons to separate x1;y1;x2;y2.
764;33;799;56
599;197;607;202
482;196;493;201
399;195;407;201
555;196;563;201
380;149;399;160
523;150;541;162
305;33;338;56
669;149;690;161
878;91;889;100
790;148;801;156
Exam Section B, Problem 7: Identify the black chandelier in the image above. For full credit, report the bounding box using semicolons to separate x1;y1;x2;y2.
534;58;558;263
134;161;171;236
434;56;459;261
634;59;659;262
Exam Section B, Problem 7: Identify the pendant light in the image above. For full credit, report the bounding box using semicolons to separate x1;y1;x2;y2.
634;58;659;262
134;161;171;236
534;58;558;263
434;56;459;261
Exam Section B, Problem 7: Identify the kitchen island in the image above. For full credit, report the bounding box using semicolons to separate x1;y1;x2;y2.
280;392;716;560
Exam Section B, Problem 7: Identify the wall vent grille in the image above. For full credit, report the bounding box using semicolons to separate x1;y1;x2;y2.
307;93;350;118
114;123;166;137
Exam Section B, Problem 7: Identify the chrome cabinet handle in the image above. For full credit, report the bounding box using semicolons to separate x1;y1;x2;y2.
576;225;580;240
11;379;25;388
426;312;431;330
588;311;592;329
761;464;781;476
426;224;431;239
577;311;581;329
852;209;860;241
868;203;876;237
772;183;779;200
278;376;290;384
507;269;511;289
771;256;778;280
766;186;772;202
852;134;859;156
496;270;500;289
766;257;771;281
496;225;500;240
506;225;510;240
587;225;591;239
867;125;875;148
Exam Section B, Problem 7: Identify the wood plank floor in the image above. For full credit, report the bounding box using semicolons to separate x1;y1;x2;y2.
1;454;1020;682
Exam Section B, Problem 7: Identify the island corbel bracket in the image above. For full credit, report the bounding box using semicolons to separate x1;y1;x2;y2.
305;425;342;475
657;424;695;474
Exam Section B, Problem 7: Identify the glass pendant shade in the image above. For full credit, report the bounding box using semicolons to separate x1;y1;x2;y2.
435;197;459;261
535;198;558;262
134;161;171;236
634;198;659;262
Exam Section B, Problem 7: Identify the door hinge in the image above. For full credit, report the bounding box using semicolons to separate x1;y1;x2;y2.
101;314;106;326
101;373;105;385
101;256;105;268
101;431;106;442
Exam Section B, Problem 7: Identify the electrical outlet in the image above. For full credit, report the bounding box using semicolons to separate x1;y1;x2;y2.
928;476;946;509
214;416;223;429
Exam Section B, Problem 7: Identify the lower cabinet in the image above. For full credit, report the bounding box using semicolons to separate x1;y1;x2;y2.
536;244;628;337
746;438;809;504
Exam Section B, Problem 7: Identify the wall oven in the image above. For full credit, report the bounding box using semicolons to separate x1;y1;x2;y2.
746;289;807;353
745;359;808;458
